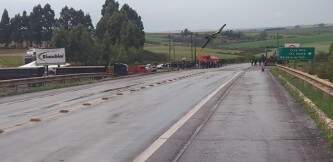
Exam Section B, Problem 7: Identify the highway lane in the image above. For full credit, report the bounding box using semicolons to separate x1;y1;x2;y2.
0;64;249;162
0;69;209;129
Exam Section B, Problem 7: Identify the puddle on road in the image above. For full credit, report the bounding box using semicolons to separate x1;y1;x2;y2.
59;110;70;113
83;103;92;106
30;118;42;122
64;94;94;103
41;103;60;110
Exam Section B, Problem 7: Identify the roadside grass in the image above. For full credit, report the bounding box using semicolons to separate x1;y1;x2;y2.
271;68;333;118
144;44;242;60
271;67;333;146
0;56;24;67
288;58;333;82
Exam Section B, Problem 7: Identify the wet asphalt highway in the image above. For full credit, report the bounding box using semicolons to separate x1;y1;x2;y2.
0;64;248;162
178;68;333;162
0;64;332;162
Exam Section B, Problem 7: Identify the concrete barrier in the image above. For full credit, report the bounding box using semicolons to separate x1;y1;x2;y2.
0;73;107;96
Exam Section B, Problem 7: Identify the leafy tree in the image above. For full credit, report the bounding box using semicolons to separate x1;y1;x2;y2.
0;9;10;25
181;28;191;37
49;0;146;65
96;0;145;65
96;0;121;40
51;26;97;65
0;9;11;46
41;4;56;41
259;31;268;40
29;4;55;44
96;0;124;65
120;4;145;48
101;0;119;16
21;11;31;43
329;43;333;56
318;23;325;28
223;30;244;40
58;6;94;31
10;14;23;43
29;4;43;44
97;32;121;66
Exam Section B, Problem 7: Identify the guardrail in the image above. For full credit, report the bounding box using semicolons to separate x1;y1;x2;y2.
0;73;108;96
276;65;333;96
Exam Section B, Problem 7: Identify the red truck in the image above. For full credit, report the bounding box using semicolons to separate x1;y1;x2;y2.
197;55;221;68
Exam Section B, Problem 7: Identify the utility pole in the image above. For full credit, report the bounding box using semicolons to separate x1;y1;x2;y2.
276;32;280;61
265;47;268;58
276;33;279;48
194;38;197;67
168;34;171;63
190;33;193;62
173;46;176;62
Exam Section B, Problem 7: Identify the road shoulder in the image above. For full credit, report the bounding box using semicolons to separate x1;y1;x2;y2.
178;68;333;162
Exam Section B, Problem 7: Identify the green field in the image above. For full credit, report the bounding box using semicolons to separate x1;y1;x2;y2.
145;33;170;45
145;26;333;62
224;33;333;52
144;44;242;60
0;49;25;68
0;56;24;68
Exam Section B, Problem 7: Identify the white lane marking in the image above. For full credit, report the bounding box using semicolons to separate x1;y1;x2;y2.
133;71;242;162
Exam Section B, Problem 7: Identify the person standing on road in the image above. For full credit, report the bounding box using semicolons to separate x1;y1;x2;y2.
261;55;266;72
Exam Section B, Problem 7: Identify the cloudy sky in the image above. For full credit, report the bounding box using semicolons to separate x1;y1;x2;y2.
1;0;332;32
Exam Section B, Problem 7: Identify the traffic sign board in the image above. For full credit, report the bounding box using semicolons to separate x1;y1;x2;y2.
278;47;315;60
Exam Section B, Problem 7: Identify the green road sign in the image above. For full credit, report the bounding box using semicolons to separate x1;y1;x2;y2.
278;47;315;60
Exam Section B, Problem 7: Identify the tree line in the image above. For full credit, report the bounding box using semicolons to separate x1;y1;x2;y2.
0;0;158;66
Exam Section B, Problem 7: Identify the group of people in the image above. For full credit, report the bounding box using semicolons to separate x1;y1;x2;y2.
251;55;267;72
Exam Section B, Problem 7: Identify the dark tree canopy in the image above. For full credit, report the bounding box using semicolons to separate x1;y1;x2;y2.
120;4;145;48
29;4;44;43
28;4;56;43
9;14;23;42
52;25;96;65
181;28;192;37
58;6;94;31
1;0;147;66
42;4;56;41
21;11;31;41
95;0;145;65
101;0;119;16
0;9;10;25
97;1;145;48
0;9;11;45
